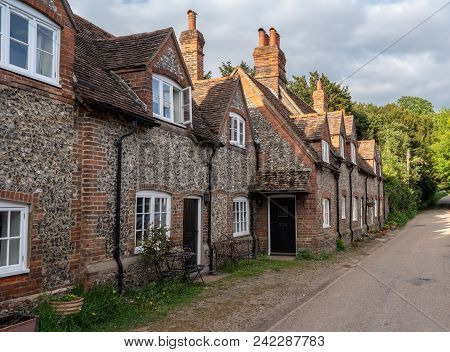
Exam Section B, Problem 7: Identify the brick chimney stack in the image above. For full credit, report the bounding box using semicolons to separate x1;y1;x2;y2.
253;27;287;96
180;10;205;81
313;79;328;114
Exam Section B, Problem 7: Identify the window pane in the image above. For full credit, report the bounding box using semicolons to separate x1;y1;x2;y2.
37;25;53;53
9;238;20;265
0;239;7;267
163;83;171;118
136;214;143;231
0;212;7;238
152;79;160;115
173;88;182;124
135;231;143;247
36;50;53;78
160;198;167;212
144;214;151;230
155;198;161;213
144;198;151;213
136;198;143;213
10;13;28;43
10;40;28;69
10;211;21;237
160;213;167;228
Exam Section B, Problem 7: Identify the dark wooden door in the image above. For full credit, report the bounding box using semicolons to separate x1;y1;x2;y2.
270;197;296;254
183;199;199;262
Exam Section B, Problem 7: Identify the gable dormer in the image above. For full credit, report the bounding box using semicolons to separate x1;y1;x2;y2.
328;110;347;159
358;140;377;174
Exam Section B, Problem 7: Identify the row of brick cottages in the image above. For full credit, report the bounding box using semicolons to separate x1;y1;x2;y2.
0;0;386;305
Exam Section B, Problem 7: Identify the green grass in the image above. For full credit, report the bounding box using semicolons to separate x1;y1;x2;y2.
218;255;302;278
36;280;203;332
296;249;332;261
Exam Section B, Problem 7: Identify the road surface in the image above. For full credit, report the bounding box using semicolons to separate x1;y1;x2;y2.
269;208;450;331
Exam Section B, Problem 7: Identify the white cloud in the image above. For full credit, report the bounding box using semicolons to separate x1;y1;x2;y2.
69;0;450;109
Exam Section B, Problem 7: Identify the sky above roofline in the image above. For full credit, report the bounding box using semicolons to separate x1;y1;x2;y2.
70;0;450;110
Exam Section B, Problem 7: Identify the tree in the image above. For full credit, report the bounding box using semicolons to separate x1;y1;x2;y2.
430;109;450;190
219;61;255;77
397;96;434;116
203;70;212;80
288;71;352;112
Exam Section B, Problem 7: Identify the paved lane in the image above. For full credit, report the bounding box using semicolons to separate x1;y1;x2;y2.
270;209;450;331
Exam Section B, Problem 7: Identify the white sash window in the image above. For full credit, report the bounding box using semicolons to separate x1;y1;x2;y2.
322;198;330;228
233;197;249;237
0;0;60;85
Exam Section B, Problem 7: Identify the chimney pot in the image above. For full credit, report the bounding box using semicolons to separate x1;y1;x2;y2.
187;10;197;30
258;28;266;47
269;27;277;46
264;33;270;46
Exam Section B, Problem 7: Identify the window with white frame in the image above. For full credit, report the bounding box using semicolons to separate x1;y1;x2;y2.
360;198;364;227
352;197;358;221
341;195;346;219
373;160;377;175
0;0;60;85
322;198;330;228
135;191;171;252
322;140;330;163
152;74;192;126
351;142;356;164
233;197;249;237
230;112;245;148
340;136;345;158
0;200;29;277
375;199;378;217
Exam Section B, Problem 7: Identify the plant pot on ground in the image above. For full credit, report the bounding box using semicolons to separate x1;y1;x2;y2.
0;314;39;332
49;294;84;316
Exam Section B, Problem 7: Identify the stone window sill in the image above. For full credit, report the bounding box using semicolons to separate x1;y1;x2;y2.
0;269;30;279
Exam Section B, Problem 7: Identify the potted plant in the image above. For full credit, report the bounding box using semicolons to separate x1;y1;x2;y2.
0;314;39;332
141;226;174;279
381;224;389;236
49;294;84;316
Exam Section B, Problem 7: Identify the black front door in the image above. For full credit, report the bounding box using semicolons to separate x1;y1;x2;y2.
183;199;199;262
270;197;296;255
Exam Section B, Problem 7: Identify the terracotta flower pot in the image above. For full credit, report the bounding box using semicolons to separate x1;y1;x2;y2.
0;315;39;332
381;228;388;236
50;297;84;316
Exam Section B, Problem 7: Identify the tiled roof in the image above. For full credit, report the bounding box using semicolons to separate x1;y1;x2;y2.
74;31;151;119
74;14;114;39
327;111;344;136
252;170;310;192
292;114;327;141
280;87;316;114
344;115;355;139
192;77;239;135
357;153;375;175
358;140;376;160
97;29;172;70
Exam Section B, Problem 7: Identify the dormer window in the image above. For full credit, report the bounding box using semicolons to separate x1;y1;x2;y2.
152;74;192;126
0;0;60;85
373;160;377;175
339;136;345;158
322;140;329;163
230;112;245;148
351;142;357;164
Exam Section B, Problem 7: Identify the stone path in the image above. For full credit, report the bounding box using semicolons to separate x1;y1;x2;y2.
136;232;395;332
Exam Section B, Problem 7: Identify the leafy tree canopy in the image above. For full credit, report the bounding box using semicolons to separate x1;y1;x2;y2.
397;96;434;116
219;61;255;77
288;71;352;112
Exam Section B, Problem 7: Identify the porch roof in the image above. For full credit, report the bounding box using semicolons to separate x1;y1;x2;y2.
250;170;311;193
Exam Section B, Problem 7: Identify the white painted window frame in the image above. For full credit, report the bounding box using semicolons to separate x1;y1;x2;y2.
373;160;377;175
341;195;346;219
152;73;192;127
230;112;245;148
0;200;29;278
375;199;378;218
0;0;61;86
352;196;358;221
322;198;330;228
322;140;330;163
340;135;345;158
360;198;364;227
232;197;249;237
351;142;357;164
134;190;172;254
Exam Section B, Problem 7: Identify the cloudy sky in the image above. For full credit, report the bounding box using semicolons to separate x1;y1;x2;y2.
70;0;450;109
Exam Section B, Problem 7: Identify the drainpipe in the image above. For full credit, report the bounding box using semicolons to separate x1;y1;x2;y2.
349;165;354;242
334;172;341;240
365;175;369;234
377;178;382;229
114;119;138;296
